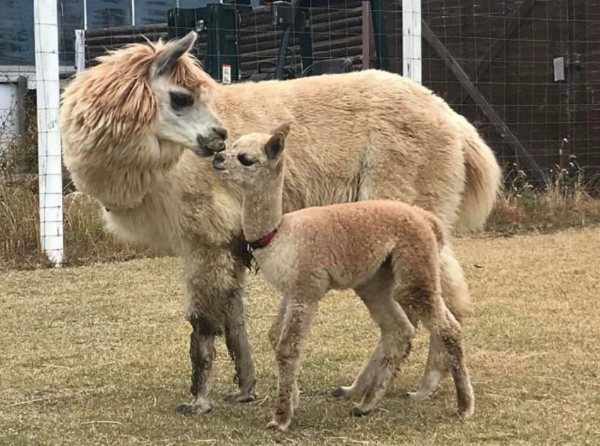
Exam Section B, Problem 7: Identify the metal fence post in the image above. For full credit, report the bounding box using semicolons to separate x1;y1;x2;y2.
34;0;64;266
402;0;422;84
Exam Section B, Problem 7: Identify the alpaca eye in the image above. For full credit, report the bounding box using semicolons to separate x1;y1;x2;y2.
169;91;194;109
237;154;255;166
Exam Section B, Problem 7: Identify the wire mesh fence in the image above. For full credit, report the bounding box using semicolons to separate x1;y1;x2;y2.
1;0;599;268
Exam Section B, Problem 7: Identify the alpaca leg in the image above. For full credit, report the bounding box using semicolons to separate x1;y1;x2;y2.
268;296;300;411
415;301;474;417
332;273;398;400
268;296;289;351
350;295;415;416
331;341;386;400
176;318;216;414
267;299;318;432
405;332;449;402
407;247;471;402
224;290;257;403
435;309;475;417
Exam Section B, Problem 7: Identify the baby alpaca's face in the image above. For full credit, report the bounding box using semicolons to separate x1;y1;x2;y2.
212;125;288;187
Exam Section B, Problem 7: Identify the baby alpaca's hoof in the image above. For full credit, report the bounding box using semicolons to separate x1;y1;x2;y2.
404;391;430;403
331;387;346;398
266;420;290;432
455;405;475;419
350;406;371;417
224;392;257;404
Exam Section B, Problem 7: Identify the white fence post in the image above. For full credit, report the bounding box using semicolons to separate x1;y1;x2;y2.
75;30;86;74
34;0;64;266
403;0;422;84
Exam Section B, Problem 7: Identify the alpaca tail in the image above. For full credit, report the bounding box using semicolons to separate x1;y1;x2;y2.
413;207;445;251
440;244;472;322
417;210;472;321
456;123;502;232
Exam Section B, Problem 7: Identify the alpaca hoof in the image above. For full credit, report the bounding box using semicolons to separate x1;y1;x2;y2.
350;406;371;417
266;420;289;432
404;391;430;403
175;403;212;415
175;397;213;415
332;387;346;398
455;405;475;419
224;392;257;404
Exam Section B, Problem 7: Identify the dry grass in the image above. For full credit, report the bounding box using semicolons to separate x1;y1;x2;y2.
0;185;149;271
486;166;600;234
1;229;599;445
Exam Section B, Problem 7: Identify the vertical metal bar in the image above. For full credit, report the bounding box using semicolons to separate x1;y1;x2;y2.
402;0;421;84
362;0;372;69
83;0;88;30
369;0;389;71
75;29;86;73
131;0;136;25
34;0;64;266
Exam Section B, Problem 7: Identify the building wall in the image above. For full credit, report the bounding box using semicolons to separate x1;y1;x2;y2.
0;0;227;67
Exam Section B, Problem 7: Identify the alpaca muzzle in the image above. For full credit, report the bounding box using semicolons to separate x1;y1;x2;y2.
195;128;228;157
212;152;226;171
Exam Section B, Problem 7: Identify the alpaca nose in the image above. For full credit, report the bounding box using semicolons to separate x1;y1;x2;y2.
212;126;228;141
213;152;226;171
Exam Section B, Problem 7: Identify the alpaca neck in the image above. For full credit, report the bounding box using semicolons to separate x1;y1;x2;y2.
75;139;184;211
241;168;284;243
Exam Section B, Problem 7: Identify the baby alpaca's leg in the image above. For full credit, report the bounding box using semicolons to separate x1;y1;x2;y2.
267;298;319;432
435;308;475;417
350;294;414;416
331;337;385;400
405;332;449;402
416;297;474;418
268;295;300;411
406;248;471;404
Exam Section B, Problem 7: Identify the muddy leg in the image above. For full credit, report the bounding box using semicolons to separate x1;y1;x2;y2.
223;290;257;404
267;299;318;432
176;318;216;414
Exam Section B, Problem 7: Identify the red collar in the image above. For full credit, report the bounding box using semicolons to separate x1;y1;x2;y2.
247;229;278;252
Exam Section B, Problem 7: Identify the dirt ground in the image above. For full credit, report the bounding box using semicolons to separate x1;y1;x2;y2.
1;229;599;446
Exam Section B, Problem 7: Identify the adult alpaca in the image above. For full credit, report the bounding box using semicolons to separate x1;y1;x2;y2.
60;32;500;414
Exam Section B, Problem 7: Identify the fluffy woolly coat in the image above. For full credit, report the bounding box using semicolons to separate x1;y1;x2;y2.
60;34;500;413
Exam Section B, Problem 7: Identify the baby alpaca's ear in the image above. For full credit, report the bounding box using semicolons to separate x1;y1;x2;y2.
265;124;290;160
265;133;285;160
271;124;290;138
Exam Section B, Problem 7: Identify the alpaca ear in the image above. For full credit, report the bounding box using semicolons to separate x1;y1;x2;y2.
265;133;285;160
154;31;197;77
271;123;290;138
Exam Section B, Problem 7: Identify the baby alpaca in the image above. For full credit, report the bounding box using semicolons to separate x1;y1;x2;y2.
212;125;475;431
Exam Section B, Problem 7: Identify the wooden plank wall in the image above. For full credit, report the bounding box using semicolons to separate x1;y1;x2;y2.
82;0;600;179
238;2;363;75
